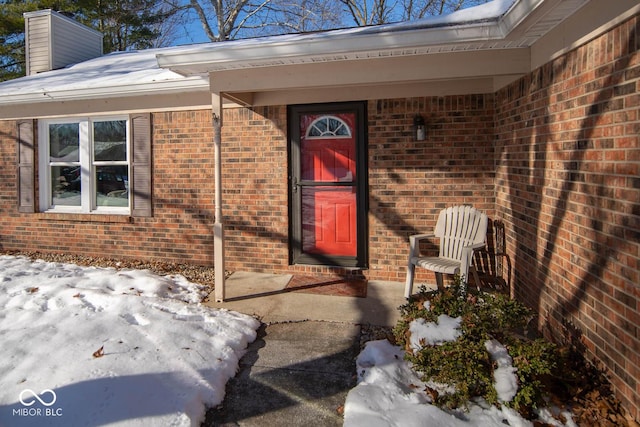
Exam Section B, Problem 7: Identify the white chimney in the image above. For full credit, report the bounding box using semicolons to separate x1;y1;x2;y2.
24;9;103;76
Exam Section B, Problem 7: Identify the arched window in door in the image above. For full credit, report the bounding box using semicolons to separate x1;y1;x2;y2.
305;115;351;139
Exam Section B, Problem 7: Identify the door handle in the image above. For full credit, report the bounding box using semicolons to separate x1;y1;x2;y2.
291;176;301;193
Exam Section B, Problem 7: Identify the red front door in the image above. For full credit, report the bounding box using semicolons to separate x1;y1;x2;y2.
300;113;357;256
290;103;366;267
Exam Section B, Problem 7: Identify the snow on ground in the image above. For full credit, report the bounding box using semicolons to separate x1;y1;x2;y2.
1;255;575;427
344;317;577;427
0;255;259;427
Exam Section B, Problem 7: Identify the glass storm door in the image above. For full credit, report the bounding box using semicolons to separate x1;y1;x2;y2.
289;102;367;268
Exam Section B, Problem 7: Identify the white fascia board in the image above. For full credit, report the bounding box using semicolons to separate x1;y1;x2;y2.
497;0;546;37
157;21;506;74
156;0;548;75
0;77;208;105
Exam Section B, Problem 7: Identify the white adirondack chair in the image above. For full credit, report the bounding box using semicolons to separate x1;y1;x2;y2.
405;205;488;298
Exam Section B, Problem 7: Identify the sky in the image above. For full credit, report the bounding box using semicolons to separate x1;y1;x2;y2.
168;0;499;47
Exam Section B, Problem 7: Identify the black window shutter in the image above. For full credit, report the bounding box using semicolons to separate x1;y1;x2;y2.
130;113;152;217
17;119;35;213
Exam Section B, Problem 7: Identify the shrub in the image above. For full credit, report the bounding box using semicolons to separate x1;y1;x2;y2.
393;277;559;417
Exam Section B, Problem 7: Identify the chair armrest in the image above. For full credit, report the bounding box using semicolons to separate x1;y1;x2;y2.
408;233;435;243
461;242;486;262
408;234;435;257
463;242;486;251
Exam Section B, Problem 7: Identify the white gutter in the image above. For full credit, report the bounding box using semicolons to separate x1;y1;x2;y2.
157;21;505;73
0;78;208;105
156;0;542;74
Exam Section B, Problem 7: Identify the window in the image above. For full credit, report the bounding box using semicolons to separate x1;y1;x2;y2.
305;115;352;138
39;117;130;213
18;114;150;216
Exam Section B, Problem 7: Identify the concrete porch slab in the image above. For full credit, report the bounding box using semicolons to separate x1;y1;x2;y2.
204;271;407;327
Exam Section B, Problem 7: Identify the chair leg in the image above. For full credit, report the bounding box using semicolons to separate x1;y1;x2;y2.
435;272;444;290
405;262;415;299
470;266;481;291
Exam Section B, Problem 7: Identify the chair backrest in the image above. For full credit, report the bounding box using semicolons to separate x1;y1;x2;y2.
434;205;488;261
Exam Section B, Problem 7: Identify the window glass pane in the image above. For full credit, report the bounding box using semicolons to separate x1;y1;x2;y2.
49;123;79;162
96;165;129;207
305;115;352;138
330;118;348;136
94;120;127;161
51;166;81;206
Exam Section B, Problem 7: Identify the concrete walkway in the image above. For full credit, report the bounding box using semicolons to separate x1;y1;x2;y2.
205;321;360;426
202;272;408;426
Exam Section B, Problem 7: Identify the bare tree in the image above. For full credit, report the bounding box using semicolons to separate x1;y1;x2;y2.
148;2;188;46
340;0;491;26
340;0;397;26
175;0;491;44
264;0;344;33
176;0;344;42
403;0;491;20
176;0;270;41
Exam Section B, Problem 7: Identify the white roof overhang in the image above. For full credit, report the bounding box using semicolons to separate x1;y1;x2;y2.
0;78;207;105
157;0;556;74
0;46;211;119
1;0;637;118
153;0;599;105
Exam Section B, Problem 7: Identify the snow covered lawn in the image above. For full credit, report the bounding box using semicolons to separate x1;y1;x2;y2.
0;255;259;427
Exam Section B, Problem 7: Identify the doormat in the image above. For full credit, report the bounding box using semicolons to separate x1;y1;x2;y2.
285;275;367;298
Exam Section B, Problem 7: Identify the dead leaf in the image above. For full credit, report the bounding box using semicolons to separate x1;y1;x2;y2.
93;346;105;358
424;386;439;401
27;287;39;293
72;293;81;298
336;405;345;415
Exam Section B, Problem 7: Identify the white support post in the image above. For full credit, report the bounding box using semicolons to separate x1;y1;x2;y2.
212;92;225;302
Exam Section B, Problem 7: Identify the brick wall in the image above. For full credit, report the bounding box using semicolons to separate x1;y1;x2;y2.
366;97;495;282
216;98;495;281
0;110;217;265
0;97;495;282
495;15;640;419
220;106;291;273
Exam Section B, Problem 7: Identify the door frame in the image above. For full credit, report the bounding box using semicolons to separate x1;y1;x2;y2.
288;101;368;268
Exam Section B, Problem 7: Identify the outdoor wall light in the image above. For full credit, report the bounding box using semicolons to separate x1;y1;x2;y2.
413;115;426;141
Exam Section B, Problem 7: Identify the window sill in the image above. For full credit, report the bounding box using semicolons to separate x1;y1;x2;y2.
36;213;133;224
